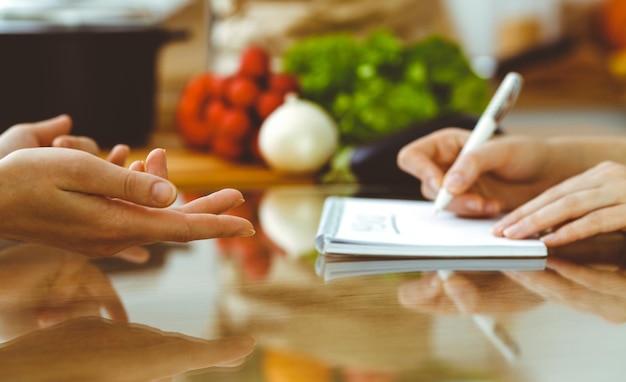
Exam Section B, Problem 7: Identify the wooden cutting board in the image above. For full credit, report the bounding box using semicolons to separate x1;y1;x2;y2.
122;148;314;191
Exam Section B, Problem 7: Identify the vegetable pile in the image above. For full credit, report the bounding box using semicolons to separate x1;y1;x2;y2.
282;30;490;147
176;46;300;162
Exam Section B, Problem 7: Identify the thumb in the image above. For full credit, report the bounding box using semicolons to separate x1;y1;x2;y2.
59;151;177;207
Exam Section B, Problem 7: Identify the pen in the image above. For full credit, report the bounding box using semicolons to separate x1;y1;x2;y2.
437;270;520;363
433;72;524;213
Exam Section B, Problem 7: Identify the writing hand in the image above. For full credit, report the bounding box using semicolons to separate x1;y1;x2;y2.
397;128;558;216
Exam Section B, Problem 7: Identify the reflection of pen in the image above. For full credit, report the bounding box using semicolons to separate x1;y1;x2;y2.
437;270;520;363
433;72;523;214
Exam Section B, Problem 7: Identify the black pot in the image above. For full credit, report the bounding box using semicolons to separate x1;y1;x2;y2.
0;4;187;147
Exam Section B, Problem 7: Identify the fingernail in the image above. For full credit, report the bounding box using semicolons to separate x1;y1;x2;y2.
217;358;247;367
233;198;245;208
151;181;176;204
239;229;256;237
54;138;71;148
465;199;479;211
492;220;505;235
485;201;500;215
540;232;556;243
502;223;520;238
398;281;422;305
445;173;464;192
50;114;69;122
234;336;256;348
428;177;440;192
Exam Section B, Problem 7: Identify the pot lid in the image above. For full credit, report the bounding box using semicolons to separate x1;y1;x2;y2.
0;0;161;32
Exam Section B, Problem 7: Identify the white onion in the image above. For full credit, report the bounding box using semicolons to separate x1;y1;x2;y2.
258;94;339;174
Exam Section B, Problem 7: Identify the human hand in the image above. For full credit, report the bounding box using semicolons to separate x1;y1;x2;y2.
493;161;626;246
0;114;128;164
505;257;626;323
397;128;562;216
0;316;256;381
397;271;542;316
0;147;255;256
0;243;126;340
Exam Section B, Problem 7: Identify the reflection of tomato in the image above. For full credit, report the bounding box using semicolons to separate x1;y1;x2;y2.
263;348;332;382
211;191;285;281
342;367;397;382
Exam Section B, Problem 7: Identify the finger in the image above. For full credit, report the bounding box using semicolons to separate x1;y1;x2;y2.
541;205;626;246
178;189;245;215
52;136;100;155
106;144;130;166
444;192;504;217
440;272;481;314
145;148;168;179
398;273;461;315
133;336;256;377
506;270;626;323
152;212;255;241
546;257;626;297
58;150;178;207
37;305;99;328
84;268;128;322
26;114;73;145
493;166;606;236
129;160;145;172
499;185;622;242
397;129;469;195
442;137;521;195
114;246;150;264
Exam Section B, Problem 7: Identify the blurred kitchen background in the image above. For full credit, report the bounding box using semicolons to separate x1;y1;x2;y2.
0;0;625;159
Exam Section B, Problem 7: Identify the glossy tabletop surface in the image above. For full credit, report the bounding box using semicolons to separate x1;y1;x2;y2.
2;184;626;382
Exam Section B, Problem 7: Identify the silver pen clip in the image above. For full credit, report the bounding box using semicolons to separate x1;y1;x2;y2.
493;73;523;123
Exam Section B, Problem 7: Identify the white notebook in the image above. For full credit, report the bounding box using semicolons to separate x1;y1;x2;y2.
315;196;547;281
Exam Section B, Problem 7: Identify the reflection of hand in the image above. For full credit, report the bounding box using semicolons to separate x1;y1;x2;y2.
0;316;256;381
0;244;126;340
506;257;626;323
0;147;254;256
493;161;626;246
398;272;542;316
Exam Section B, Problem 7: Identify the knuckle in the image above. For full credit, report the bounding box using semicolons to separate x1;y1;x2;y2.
169;218;194;243
122;173;138;198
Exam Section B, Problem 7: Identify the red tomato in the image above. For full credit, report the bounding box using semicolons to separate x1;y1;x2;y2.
268;73;300;95
225;76;261;107
255;91;284;119
218;108;251;139
238;45;271;78
176;96;210;148
212;135;244;160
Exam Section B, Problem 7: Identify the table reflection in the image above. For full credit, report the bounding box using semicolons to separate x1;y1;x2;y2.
2;185;626;381
199;186;626;381
0;242;255;381
0;243;126;341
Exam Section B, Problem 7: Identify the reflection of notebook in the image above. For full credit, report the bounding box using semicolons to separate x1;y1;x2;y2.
315;197;547;281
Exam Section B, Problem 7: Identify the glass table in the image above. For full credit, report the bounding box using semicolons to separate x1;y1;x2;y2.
1;184;625;381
